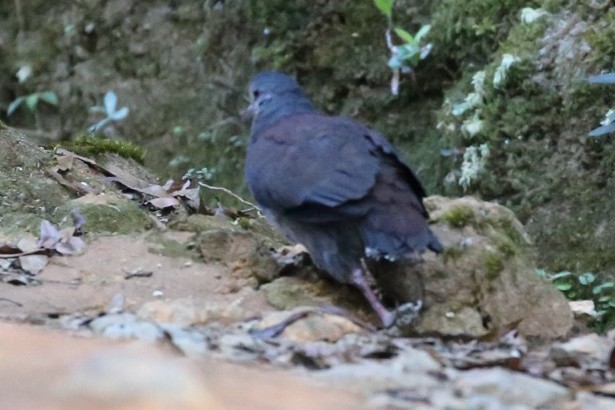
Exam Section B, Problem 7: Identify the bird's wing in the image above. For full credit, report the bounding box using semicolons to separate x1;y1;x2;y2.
246;114;384;210
246;113;427;216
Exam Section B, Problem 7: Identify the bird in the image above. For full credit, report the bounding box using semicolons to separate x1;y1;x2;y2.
244;71;442;327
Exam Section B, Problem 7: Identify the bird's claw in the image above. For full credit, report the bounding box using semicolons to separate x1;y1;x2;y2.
393;299;423;327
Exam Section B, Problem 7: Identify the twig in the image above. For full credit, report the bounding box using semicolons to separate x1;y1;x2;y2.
0;297;22;307
385;29;400;95
198;182;261;213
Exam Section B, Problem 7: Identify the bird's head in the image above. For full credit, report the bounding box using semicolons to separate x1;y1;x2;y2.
243;71;314;132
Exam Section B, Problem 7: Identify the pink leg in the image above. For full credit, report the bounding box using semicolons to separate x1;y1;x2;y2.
349;268;396;328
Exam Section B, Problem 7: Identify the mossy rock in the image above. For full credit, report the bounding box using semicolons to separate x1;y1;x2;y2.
386;196;572;339
56;194;154;234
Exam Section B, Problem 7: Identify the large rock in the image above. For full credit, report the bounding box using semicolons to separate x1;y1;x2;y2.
389;196;573;339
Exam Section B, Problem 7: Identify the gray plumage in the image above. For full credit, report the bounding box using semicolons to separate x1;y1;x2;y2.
244;71;441;326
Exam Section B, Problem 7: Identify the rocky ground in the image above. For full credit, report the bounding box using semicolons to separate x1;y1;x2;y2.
1;128;614;409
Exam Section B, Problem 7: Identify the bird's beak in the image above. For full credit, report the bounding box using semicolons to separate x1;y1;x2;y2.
241;101;257;124
241;93;272;125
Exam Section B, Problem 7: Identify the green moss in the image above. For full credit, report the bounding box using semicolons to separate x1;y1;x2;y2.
168;214;238;233
55;200;153;234
147;234;197;259
489;216;527;247
495;238;516;257
0;212;44;238
442;205;475;228
60;135;146;164
483;251;505;278
442;246;463;262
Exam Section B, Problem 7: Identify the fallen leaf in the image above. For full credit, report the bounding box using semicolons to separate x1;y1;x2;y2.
55;236;86;255
55;153;75;171
148;197;180;209
46;167;95;195
18;254;49;275
39;220;61;249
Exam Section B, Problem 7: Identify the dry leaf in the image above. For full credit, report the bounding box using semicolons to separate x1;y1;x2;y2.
18;254;49;275
55;153;75;171
55;148;97;165
38;220;61;249
55;236;86;255
0;243;21;255
148;197;180;209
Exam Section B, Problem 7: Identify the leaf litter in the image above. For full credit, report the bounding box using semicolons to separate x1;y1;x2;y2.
50;148;201;211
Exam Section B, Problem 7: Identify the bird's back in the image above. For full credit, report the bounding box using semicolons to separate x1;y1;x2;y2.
246;112;441;281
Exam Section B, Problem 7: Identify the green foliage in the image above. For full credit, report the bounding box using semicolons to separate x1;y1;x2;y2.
536;269;615;332
429;0;539;69
183;167;217;182
373;0;432;93
7;91;58;116
388;25;432;70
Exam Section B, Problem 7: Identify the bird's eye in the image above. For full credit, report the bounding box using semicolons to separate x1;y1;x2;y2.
252;90;260;99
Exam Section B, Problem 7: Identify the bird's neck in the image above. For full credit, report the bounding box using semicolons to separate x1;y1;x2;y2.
251;93;315;135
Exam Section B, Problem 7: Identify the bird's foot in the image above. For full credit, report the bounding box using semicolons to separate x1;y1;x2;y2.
350;267;397;328
377;308;397;329
394;299;423;327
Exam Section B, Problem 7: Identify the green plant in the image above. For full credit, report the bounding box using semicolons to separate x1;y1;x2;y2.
183;167;217;182
536;269;615;332
373;0;432;95
88;91;129;132
7;90;58;117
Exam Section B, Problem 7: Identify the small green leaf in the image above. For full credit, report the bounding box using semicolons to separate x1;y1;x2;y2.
550;271;572;280
414;24;431;42
394;27;414;43
39;91;59;106
589;122;615;137
578;272;595;285
452;101;471;117
588;73;615;84
554;282;572;291
593;281;615;294
374;0;394;18
25;94;39;112
7;97;24;116
387;55;403;69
